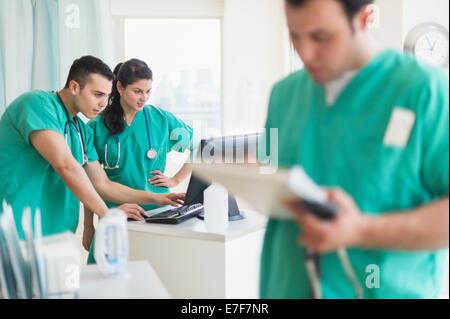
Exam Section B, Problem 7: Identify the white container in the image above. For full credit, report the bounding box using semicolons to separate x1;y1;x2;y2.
204;184;229;234
94;209;129;277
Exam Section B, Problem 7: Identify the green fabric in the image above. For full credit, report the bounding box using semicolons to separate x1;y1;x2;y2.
88;105;193;211
0;90;98;238
259;49;449;299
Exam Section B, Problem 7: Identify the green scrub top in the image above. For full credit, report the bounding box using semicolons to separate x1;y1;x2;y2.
88;104;194;211
259;49;449;299
0;90;99;238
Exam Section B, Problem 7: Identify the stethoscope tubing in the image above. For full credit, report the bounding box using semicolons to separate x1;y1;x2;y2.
104;107;154;170
57;92;88;166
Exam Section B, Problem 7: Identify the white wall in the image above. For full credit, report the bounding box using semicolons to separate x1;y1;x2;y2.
371;0;449;53
402;0;449;43
222;0;286;134
370;0;405;50
110;0;224;17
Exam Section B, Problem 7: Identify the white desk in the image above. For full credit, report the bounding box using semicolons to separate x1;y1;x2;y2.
79;260;170;299
127;210;267;299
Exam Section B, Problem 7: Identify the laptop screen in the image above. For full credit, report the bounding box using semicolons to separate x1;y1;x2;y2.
184;174;210;206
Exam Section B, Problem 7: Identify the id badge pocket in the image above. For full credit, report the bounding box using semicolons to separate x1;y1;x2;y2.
383;107;416;148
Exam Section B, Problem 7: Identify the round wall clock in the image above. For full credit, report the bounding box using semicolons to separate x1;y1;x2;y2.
404;22;449;68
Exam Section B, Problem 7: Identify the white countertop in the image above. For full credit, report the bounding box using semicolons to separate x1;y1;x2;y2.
79;260;170;299
127;209;267;242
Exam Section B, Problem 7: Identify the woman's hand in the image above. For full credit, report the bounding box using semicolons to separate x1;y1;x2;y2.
153;193;186;207
149;170;179;188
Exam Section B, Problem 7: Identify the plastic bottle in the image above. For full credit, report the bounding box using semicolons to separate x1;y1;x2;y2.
204;184;229;234
94;209;129;277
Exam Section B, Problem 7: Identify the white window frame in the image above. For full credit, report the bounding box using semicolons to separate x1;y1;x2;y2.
111;0;225;133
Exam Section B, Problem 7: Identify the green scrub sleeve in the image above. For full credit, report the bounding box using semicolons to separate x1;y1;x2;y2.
9;92;61;145
421;72;449;197
166;111;194;153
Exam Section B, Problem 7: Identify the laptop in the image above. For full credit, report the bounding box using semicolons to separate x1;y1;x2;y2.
144;174;209;224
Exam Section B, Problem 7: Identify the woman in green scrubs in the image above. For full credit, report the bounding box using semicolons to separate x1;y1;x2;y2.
84;59;194;263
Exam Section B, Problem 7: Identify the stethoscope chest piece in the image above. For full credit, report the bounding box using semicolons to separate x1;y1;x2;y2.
146;148;157;159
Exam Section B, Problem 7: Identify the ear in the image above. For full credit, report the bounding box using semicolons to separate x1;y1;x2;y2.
116;81;124;96
68;80;81;95
355;4;377;31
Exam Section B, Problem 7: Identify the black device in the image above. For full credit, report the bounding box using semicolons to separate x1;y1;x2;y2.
145;175;207;224
145;174;243;224
299;199;339;220
299;199;339;298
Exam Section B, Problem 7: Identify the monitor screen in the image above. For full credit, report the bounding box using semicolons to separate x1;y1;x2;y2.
184;174;209;206
198;133;261;164
191;133;261;221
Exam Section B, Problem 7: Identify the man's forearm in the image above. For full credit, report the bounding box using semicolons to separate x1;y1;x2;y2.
359;197;449;250
56;162;109;218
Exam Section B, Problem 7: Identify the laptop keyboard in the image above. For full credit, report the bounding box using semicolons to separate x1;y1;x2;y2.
145;203;204;224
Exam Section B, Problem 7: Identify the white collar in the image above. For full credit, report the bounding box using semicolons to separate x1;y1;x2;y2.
323;71;358;107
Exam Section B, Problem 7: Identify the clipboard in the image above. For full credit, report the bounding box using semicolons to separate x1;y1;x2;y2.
191;163;338;220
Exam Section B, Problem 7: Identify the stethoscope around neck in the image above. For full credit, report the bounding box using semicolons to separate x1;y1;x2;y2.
56;92;88;166
104;107;157;170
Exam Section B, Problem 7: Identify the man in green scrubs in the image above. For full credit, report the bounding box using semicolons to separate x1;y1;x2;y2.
260;0;449;298
0;56;184;239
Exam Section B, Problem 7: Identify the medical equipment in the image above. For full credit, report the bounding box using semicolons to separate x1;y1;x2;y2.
104;107;156;169
104;134;120;169
291;169;363;299
94;209;129;277
56;93;88;166
301;209;364;299
143;107;157;159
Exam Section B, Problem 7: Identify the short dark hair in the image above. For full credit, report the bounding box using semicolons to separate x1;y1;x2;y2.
64;55;114;89
286;0;374;22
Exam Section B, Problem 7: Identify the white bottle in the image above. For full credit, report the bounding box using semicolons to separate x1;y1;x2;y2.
94;208;129;277
204;184;229;234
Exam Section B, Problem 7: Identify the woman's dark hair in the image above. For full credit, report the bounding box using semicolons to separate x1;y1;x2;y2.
102;59;153;135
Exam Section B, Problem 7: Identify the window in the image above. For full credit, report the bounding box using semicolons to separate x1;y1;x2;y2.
124;18;222;136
